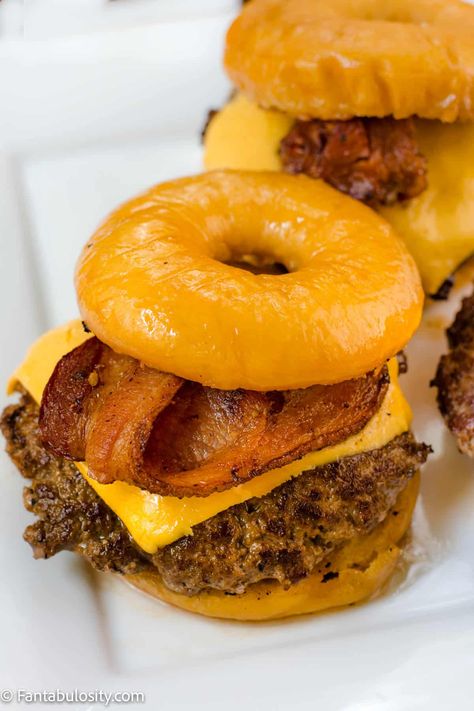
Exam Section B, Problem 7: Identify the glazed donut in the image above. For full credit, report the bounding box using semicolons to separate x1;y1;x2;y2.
76;170;422;391
225;0;474;122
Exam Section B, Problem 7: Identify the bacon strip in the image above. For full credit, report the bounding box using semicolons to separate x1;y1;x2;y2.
40;339;389;498
40;337;183;470
143;370;389;497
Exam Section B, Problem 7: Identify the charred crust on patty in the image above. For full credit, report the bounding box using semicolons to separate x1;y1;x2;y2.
1;393;143;572
433;288;474;456
1;394;430;596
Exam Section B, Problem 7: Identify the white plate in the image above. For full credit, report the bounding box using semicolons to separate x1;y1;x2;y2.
1;8;474;711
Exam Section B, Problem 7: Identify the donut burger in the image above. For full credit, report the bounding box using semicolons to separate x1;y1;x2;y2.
2;170;430;620
204;0;474;298
433;286;474;457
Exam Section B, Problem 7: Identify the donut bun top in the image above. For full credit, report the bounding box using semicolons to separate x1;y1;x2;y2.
76;171;423;390
225;0;474;122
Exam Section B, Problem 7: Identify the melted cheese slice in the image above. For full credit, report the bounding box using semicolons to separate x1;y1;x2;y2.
204;94;474;295
9;320;411;553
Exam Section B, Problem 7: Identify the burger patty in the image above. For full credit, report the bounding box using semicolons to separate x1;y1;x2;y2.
155;433;428;595
433;289;474;456
2;392;143;574
1;394;430;595
279;116;427;206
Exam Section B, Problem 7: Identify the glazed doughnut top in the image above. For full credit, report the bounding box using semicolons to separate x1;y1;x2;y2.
76;170;423;390
225;0;474;122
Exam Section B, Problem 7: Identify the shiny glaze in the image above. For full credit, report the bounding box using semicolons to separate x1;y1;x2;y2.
225;0;474;122
76;170;422;390
76;171;423;391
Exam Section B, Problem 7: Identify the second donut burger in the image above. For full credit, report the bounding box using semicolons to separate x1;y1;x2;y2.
2;170;429;620
204;0;474;297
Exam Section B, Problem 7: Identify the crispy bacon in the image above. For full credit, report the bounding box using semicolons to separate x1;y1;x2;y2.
40;337;105;460
143;370;390;497
280;117;427;206
40;337;183;470
40;339;389;498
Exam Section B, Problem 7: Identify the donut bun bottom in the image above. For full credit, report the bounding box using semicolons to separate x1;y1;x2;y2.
125;473;419;621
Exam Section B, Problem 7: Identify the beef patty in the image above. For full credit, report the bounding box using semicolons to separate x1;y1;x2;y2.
1;394;429;595
280;116;427;206
433;288;474;456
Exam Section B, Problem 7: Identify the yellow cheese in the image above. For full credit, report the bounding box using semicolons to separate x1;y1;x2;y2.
10;320;411;553
204;93;293;171
204;94;474;295
380;120;474;294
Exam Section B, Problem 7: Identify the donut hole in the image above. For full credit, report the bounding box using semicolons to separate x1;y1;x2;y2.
224;252;289;276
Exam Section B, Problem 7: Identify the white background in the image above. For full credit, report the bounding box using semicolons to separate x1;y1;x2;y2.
0;2;474;710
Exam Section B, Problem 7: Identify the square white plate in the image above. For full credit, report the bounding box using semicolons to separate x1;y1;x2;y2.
1;6;474;710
